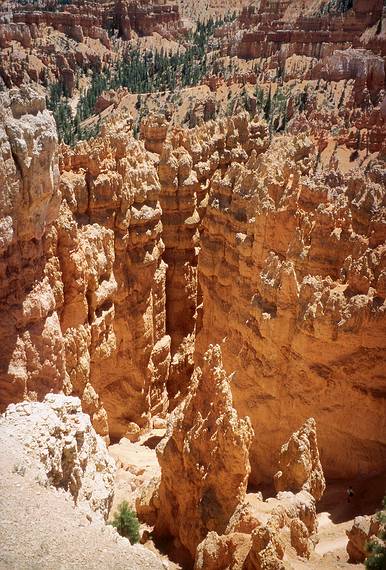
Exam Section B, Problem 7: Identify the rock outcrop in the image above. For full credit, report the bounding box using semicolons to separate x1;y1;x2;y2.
195;531;252;570
1;83;385;487
0;86;64;408
0;92;171;441
139;344;254;560
0;394;164;569
0;393;115;519
197;128;386;485
235;0;383;64
274;417;326;501
59;119;171;439
346;514;381;563
195;419;325;568
1;3;385;568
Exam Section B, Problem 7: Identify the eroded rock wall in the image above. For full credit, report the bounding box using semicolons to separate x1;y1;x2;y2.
58;119;171;439
196;128;386;484
141;113;270;404
0;95;171;441
0;86;64;407
1;85;385;482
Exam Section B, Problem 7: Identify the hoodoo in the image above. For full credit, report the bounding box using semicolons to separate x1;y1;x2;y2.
0;0;385;568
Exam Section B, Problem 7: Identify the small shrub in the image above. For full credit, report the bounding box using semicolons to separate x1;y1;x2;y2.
365;495;386;570
111;501;140;544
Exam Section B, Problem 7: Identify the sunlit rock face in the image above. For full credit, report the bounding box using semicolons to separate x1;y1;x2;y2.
0;86;64;410
274;417;326;501
0;97;170;441
196;129;386;484
0;394;116;519
139;344;254;560
195;417;326;568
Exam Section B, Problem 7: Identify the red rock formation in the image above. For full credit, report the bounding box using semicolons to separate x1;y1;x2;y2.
141;344;254;560
59;120;171;438
195;532;252;570
234;0;384;73
274;417;326;501
194;418;325;568
346;514;381;562
13;11;111;48
0;87;63;407
196;128;386;485
0;22;33;49
0;94;173;441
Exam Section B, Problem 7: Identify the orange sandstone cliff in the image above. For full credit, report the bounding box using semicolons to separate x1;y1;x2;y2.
1;86;385;471
0;1;385;566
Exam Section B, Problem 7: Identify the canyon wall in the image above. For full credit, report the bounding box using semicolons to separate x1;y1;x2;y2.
0;87;64;408
138;93;386;486
0;91;170;441
235;0;384;64
1;85;385;480
196;128;386;484
59;119;171;439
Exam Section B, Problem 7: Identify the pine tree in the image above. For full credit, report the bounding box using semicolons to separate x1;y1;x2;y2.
111;501;140;544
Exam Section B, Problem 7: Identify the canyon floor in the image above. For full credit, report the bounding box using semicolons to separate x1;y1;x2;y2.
108;430;385;569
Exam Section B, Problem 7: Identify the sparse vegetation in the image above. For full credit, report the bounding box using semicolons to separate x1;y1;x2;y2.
46;15;237;145
365;496;386;570
319;0;354;15
111;501;140;544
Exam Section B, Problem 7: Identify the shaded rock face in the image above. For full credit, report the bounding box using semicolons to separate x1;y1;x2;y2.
274;417;326;501
0;393;115;520
149;344;254;559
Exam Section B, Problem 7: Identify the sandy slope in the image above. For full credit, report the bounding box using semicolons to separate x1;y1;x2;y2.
0;429;165;570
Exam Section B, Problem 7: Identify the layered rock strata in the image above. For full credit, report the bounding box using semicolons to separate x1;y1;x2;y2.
0;91;170;441
59;119;171;439
235;0;384;63
196;128;386;484
1;84;385;487
141;113;270;404
0;86;63;409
